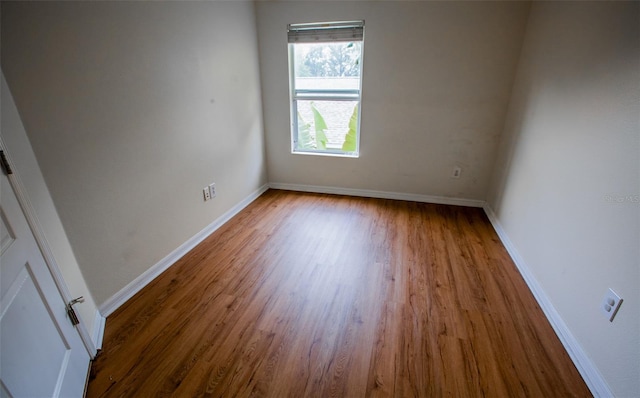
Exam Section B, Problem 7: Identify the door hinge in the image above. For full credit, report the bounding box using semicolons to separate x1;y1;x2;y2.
66;296;84;326
0;150;13;175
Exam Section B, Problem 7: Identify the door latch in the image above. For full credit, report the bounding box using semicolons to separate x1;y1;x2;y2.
66;296;84;326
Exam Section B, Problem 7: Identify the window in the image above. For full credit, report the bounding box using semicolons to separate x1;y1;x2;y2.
288;21;364;157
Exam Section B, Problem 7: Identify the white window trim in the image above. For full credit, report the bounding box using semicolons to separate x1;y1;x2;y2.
288;20;365;158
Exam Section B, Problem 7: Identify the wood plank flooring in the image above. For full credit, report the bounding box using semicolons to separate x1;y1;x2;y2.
87;189;591;397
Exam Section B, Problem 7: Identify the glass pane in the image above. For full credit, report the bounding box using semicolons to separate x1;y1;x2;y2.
295;100;359;152
294;42;362;91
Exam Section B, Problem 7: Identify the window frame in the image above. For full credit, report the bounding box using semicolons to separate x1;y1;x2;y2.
287;21;365;158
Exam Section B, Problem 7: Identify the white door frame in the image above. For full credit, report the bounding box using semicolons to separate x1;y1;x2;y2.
0;137;98;359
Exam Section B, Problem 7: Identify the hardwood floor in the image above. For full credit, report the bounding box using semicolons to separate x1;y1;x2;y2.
87;189;591;397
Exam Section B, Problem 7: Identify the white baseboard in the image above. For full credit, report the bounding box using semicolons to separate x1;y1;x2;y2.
98;184;269;317
482;204;612;398
268;182;485;208
92;311;106;351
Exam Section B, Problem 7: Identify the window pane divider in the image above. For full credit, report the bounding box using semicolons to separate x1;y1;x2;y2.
293;95;360;102
294;89;360;95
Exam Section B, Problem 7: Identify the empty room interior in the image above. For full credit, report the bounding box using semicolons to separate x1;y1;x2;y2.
1;1;638;397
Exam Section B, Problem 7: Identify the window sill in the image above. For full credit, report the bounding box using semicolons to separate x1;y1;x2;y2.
292;149;359;159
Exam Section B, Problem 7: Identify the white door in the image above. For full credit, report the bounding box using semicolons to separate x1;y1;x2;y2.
0;169;90;397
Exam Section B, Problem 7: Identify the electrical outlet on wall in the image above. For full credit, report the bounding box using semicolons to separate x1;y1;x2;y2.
209;183;216;198
451;166;462;179
203;187;211;201
601;288;623;322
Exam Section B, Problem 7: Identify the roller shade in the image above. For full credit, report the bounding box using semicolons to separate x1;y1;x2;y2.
288;21;364;43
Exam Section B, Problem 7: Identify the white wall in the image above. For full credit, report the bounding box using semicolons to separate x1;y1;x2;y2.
1;1;267;306
1;73;99;338
4;1;638;393
256;1;530;200
487;2;639;396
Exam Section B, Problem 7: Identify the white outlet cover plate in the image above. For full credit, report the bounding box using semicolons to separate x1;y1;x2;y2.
601;288;623;322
